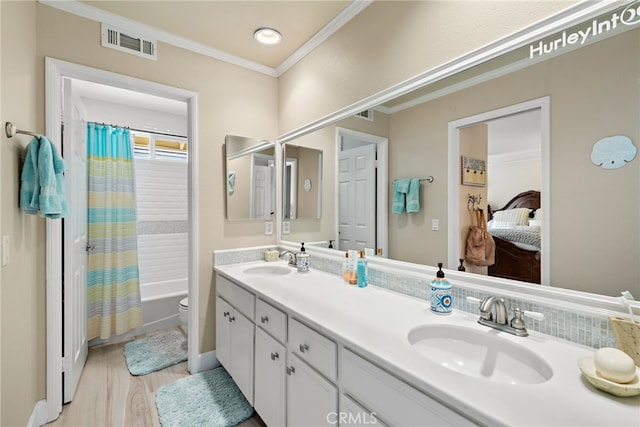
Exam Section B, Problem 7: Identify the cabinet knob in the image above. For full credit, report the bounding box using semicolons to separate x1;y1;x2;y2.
261;315;269;324
286;366;296;375
223;311;230;317
270;352;279;361
299;343;309;353
228;316;235;322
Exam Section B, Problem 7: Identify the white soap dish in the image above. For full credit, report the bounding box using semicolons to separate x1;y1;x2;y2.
578;356;640;397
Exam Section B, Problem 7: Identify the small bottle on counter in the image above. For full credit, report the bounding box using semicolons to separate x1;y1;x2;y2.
430;263;452;315
296;242;310;273
342;252;352;283
348;250;359;285
357;251;368;288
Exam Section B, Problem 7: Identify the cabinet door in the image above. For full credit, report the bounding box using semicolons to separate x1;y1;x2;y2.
230;309;255;405
287;353;337;427
215;296;232;369
255;328;286;426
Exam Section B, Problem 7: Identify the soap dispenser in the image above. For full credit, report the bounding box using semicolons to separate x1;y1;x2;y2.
430;263;452;315
297;242;310;273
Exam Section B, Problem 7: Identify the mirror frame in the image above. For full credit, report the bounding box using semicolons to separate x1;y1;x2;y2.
276;0;640;315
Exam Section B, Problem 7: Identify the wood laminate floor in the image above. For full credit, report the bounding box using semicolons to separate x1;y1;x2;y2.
47;329;266;427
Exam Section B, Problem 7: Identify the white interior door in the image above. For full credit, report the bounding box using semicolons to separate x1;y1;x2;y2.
338;144;376;252
252;160;274;219
62;78;88;403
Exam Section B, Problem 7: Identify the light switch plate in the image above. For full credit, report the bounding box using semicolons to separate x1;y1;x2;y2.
282;221;290;235
265;221;273;235
431;219;439;231
2;235;10;266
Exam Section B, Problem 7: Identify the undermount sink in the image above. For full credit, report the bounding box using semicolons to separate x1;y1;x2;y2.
407;324;553;385
244;265;292;276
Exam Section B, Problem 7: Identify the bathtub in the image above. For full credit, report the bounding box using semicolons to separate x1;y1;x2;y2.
140;278;188;328
89;278;188;347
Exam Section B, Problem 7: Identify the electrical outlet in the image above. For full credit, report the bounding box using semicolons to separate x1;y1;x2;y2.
265;221;273;236
282;221;290;235
431;219;439;231
2;235;10;266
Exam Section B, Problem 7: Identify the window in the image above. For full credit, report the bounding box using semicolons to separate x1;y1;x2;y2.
132;131;188;161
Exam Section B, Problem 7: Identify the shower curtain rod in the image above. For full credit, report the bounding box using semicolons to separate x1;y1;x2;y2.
88;121;187;139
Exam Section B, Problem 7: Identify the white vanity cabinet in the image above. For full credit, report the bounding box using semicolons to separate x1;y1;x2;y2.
254;326;286;427
215;275;255;405
340;348;476;426
286;352;338;426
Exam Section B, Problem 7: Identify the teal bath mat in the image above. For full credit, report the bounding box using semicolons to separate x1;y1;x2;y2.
123;330;187;376
155;367;253;427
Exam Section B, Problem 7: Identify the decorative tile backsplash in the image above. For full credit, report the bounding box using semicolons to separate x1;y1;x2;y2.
214;246;616;349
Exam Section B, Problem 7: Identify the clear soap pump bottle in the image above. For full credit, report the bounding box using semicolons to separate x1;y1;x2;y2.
296;242;309;272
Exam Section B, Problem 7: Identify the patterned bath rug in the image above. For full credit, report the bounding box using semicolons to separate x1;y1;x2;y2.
123;330;187;376
155;367;254;427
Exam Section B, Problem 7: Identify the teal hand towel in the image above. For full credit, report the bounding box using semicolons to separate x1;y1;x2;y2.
38;137;68;219
392;178;411;214
406;178;421;213
20;138;41;215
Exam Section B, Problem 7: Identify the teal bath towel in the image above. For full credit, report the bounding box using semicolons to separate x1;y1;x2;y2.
406;178;421;213
20;136;68;219
20;138;41;215
392;178;411;214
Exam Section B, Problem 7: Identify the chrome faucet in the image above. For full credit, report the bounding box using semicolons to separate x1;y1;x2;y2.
473;296;538;337
479;296;508;325
279;250;297;266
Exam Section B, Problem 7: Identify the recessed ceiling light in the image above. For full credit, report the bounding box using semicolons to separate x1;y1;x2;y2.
254;28;282;45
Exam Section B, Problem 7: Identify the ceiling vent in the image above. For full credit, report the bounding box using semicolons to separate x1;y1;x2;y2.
101;23;157;60
355;109;374;122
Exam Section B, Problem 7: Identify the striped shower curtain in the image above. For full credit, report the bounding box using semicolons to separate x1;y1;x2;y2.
87;123;143;340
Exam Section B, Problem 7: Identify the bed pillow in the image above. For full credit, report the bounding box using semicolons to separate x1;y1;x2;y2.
492;208;532;226
533;209;543;220
529;219;542;227
487;220;518;230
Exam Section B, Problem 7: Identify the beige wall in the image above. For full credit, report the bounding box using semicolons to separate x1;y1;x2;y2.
295;147;320;219
278;0;575;134
1;2;45;425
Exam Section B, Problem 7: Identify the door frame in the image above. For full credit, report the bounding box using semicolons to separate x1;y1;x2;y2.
44;57;199;422
447;96;550;285
335;127;388;257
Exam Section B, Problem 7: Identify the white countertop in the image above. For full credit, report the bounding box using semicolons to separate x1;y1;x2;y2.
215;260;640;427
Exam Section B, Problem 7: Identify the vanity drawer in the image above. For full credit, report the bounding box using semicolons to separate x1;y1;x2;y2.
289;318;337;381
340;348;476;426
216;274;254;319
256;298;287;343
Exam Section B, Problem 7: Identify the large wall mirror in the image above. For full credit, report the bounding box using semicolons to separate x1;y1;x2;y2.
225;135;276;221
279;3;640;298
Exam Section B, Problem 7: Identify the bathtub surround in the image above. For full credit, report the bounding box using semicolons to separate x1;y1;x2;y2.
214;245;620;350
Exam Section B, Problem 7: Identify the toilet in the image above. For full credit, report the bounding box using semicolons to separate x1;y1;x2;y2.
179;297;189;334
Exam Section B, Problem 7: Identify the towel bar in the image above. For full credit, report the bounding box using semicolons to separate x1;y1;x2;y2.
5;122;40;139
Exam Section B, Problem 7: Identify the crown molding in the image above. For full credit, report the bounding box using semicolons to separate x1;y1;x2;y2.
38;0;371;78
276;0;374;76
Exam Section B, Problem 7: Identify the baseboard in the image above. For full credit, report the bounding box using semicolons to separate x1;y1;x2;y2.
197;350;221;373
27;400;49;427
